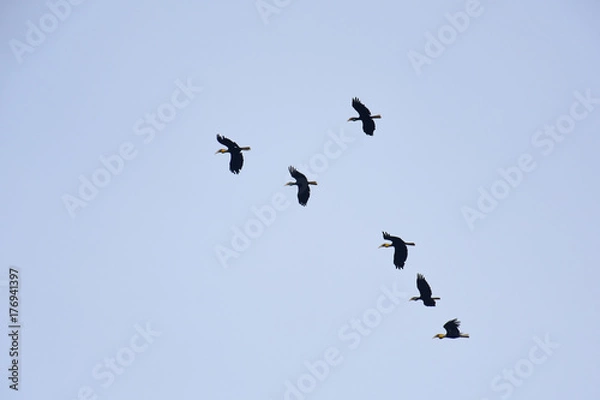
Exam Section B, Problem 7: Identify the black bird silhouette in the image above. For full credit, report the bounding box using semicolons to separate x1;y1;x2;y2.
285;166;317;206
378;231;415;269
410;274;440;307
215;134;251;174
348;97;381;136
434;319;470;339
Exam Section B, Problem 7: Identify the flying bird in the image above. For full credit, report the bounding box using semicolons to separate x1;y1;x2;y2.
215;134;251;174
285;166;317;206
433;319;470;339
348;97;381;136
410;274;440;307
378;231;415;269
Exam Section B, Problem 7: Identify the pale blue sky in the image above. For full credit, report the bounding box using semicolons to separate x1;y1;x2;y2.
1;1;600;399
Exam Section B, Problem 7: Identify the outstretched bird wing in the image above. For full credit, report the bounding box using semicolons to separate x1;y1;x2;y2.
443;319;461;336
289;166;310;206
229;152;244;174
297;185;310;206
382;232;408;269
416;274;433;298
288;166;308;185
382;231;400;243
217;134;239;149
352;97;372;117
393;246;408;269
362;119;375;136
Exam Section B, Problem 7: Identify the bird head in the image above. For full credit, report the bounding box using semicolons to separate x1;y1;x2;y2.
433;334;445;339
409;296;419;302
378;243;392;248
215;149;228;154
284;182;296;187
347;117;359;122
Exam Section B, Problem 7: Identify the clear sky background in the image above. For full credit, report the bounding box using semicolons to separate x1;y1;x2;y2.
1;0;599;399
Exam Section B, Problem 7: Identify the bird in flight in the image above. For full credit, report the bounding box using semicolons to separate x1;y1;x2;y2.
378;231;415;269
215;134;251;174
285;166;317;206
410;274;440;307
433;319;470;339
348;97;381;136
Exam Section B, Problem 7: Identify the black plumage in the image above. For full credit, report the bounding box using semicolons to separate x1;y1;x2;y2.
379;231;415;269
348;97;381;136
434;319;470;339
410;274;440;307
285;166;317;206
215;134;251;174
